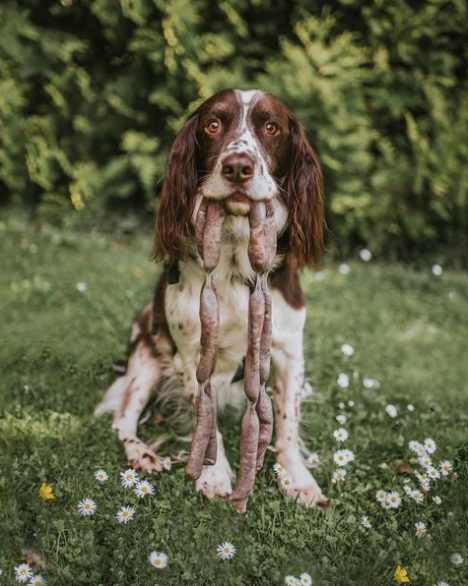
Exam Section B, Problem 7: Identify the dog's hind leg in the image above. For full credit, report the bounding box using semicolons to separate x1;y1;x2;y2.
95;303;174;473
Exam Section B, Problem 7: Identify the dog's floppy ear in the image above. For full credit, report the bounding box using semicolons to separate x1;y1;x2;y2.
154;114;199;260
281;114;325;267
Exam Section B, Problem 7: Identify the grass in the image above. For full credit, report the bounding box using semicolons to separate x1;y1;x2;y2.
0;211;467;586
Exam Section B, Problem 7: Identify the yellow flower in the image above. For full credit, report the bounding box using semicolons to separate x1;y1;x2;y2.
39;482;54;500
394;566;410;583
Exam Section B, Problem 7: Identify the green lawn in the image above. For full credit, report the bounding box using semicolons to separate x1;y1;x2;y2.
0;212;467;586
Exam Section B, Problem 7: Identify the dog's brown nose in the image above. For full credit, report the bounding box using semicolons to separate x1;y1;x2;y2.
222;153;254;183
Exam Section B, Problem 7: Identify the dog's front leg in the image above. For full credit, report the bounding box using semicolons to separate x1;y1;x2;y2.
271;293;328;509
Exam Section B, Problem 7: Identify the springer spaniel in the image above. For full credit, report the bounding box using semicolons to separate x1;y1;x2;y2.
96;89;328;508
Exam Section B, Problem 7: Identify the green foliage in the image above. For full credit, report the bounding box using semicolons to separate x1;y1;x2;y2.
0;0;467;258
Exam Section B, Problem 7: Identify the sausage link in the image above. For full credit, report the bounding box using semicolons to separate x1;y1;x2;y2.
196;274;219;384
203;382;218;465
203;201;225;272
229;402;260;503
264;200;277;268
186;381;213;480
248;202;269;273
195;197;209;258
255;386;273;470
244;276;265;403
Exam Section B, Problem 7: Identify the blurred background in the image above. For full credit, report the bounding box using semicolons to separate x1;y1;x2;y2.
1;0;467;262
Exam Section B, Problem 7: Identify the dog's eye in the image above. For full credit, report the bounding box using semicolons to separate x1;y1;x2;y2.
265;122;279;136
205;120;220;134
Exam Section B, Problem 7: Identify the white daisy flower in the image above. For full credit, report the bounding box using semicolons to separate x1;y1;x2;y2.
415;521;427;538
337;373;349;388
434;582;451;586
333;449;355;466
280;475;293;490
418;455;433;469
336;414;347;425
385;404;398;418
363;377;379;389
338;263;350;275
77;498;97;516
410;489;424;504
403;484;412;495
306;453;320;468
359;248;372;261
424;438;437;453
433;496;442;505
375;489;388;503
14;564;32;582
361;516;372;529
341;344;354;356
120;468;139;488
217;542;236;560
338;402;346;409
432;264;443;277
29;575;46;586
348;400;355;407
333;428;349;442
332;468;347;484
450;552;464;565
407;404;415;411
94;469;108;482
148;551;168;569
116;506;136;524
427;467;440;480
285;577;300;586
386;491;402;509
409;440;424;454
440;460;453;476
300;572;313;586
134;480;154;498
273;462;287;476
76;282;87;292
162;457;172;471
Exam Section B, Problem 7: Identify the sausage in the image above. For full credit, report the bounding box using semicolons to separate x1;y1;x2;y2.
203;383;218;465
244;276;265;403
203;201;225;272
264;200;277;268
255;387;273;470
229;402;260;504
259;275;272;384
248;202;269;273
195;197;209;258
196;275;219;384
186;381;213;480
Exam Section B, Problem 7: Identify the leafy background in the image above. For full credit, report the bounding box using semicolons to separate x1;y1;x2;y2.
1;0;467;259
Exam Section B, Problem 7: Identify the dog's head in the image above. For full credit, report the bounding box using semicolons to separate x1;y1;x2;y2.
155;89;324;267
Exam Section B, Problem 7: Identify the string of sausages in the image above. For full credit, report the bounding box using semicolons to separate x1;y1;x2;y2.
186;197;277;513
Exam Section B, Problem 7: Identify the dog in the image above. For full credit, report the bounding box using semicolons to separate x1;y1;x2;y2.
95;89;328;508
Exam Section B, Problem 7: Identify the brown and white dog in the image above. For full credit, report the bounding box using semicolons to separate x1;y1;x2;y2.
95;89;328;508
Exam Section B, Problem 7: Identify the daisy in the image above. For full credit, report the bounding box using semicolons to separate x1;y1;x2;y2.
148;551;168;569
94;469;108;482
76;282;87;292
29;576;46;586
386;491;402;509
14;564;32;583
348;400;355;407
432;496;442;505
450;552;464;565
385;404;398;418
427;467;440;480
407;404;415;411
333;449;355;466
341;344;354;356
338;263;350;275
120;468;139;488
424;438;437;453
39;482;54;500
432;264;443;277
217;542;236;560
134;480;154;498
403;484;412;496
300;573;313;586
77;498;97;516
359;249;372;262
336;414;347;425
273;462;287;476
333;428;349;442
415;521;427;538
280;475;293;490
376;489;388;504
332;468;347;484
440;460;453;476
116;506;136;524
338;402;346;409
393;566;409;584
434;582;450;586
418;455;433;469
285;577;300;586
361;516;372;529
337;373;349;388
363;378;379;389
162;457;172;471
306;453;320;468
410;489;424;504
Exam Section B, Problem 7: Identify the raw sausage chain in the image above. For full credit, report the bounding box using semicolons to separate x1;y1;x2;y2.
186;197;277;512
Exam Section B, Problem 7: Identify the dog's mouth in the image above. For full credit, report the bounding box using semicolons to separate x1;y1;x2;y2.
224;191;251;216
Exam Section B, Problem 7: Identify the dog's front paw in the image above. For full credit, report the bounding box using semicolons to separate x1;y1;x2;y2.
123;438;164;474
196;460;233;499
277;454;329;509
